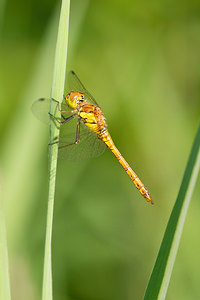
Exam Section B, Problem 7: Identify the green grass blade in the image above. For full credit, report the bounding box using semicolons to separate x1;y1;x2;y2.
0;0;6;32
0;0;11;297
42;1;70;300
0;201;11;300
144;122;200;300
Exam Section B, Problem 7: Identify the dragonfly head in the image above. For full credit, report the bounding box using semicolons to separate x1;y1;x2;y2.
66;91;84;109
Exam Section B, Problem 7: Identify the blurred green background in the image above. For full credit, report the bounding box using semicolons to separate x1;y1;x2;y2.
1;0;200;299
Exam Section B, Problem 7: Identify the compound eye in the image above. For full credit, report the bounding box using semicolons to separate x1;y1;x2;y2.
65;92;71;100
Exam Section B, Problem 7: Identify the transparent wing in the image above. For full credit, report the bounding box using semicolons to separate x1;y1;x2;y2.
67;70;99;106
31;97;72;124
32;97;105;160
57;119;105;161
31;97;51;124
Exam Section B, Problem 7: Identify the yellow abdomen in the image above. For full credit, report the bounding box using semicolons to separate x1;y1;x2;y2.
99;130;153;204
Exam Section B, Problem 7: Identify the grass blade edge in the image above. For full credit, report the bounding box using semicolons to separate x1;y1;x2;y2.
143;122;200;300
42;1;71;300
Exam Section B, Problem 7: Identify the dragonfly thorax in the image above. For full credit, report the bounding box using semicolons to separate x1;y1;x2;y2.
65;91;84;109
80;104;107;135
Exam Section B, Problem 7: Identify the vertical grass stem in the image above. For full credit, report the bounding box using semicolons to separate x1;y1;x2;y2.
42;1;70;300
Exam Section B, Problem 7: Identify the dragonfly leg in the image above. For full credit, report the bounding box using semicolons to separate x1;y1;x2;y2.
48;113;77;145
57;118;81;149
51;97;59;104
48;115;80;147
75;117;80;143
51;98;76;113
49;112;77;125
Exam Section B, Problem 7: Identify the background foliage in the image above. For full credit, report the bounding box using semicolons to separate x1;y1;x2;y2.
0;0;200;299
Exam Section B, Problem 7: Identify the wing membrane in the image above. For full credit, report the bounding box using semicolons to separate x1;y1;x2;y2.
32;72;105;161
67;70;99;106
32;97;105;160
31;98;72;124
58;120;105;161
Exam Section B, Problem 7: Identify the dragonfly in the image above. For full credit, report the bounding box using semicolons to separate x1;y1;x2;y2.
32;71;153;204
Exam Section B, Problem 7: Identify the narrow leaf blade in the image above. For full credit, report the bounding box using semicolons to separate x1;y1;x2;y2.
42;1;70;300
144;123;200;300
